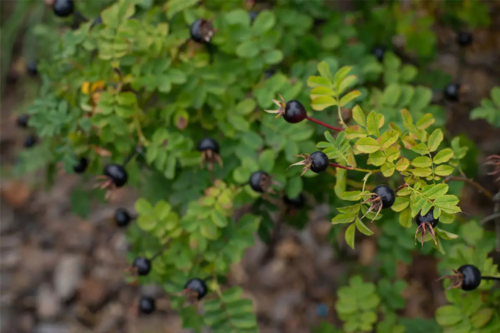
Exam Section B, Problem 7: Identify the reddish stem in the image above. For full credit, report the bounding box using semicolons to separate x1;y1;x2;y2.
306;116;343;132
329;162;353;171
396;184;409;192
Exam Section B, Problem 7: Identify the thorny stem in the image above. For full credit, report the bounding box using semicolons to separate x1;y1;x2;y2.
444;176;492;200
306;116;343;132
329;162;380;174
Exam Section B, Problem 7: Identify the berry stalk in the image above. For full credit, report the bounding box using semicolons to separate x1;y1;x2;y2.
306;116;343;132
481;276;500;281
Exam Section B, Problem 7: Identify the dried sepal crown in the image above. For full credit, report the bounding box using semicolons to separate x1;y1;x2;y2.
264;94;286;118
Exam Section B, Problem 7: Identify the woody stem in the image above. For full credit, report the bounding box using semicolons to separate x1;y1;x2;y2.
306;116;343;132
444;176;492;200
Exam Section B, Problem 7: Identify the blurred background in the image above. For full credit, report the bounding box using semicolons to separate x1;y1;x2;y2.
1;1;500;333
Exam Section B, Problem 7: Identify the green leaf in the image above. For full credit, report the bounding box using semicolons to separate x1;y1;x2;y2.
263;49;283;64
311;96;337;111
355;137;380;153
333;66;352;89
435;305;462;326
332;214;356;225
434;195;461;214
435;228;458;240
470;308;493;328
258;149;275;173
411;143;430;155
339;90;361;107
135;198;154;215
392;197;410;212
412;167;433;177
236;41;259;58
352;105;366;127
317;61;333;83
355;217;373;236
367;151;385;166
210;210;228;228
366;111;379;137
338;75;357;95
412;156;432;168
286;177;302;198
345;223;356;249
310;86;335;98
433;149;454;164
416;113;435;130
252;11;276;35
422;184;449;199
116;92;136;105
381;84;401;107
435;165;454;176
395;157;410;171
399;208;412;228
307;76;331;88
427;129;443;152
236;99;257;115
137;215;157;231
337;204;361;214
400;109;413;128
378;130;399;149
381;162;395;177
321;34;341;50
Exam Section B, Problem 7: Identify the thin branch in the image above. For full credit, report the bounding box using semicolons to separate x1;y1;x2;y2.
329;162;379;174
306;116;343;132
482;276;500;281
480;213;500;225
445;176;492;200
396;183;409;192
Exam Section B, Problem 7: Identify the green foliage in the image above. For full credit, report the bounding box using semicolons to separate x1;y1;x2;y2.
470;87;500;127
13;0;499;332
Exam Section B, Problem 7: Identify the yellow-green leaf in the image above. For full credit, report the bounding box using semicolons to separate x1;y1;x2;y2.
352;105;366;127
368;151;386;166
433;149;454;164
378;130;399;149
402;135;417;149
307;76;331;88
366;111;379;137
396;158;410;171
317;61;333;82
392;197;410;212
435;305;462;326
381;162;395;177
470;308;493;329
310;86;335;99
337;204;361;214
385;146;400;162
422;184;449;199
339;90;361;107
345;125;367;139
400;109;412;128
355;137;380;153
427;129;443;152
332;213;357;224
412;156;432;168
416;113;435;129
311;96;337;111
412;167;433;177
399;208;412;228
435;165;454;176
345;223;356;249
355;217;374;236
411;143;430;155
435;228;459;240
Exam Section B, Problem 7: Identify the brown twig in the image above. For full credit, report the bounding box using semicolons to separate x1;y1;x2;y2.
444;176;492;200
306;116;343;132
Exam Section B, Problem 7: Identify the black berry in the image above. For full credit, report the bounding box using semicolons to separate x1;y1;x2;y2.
372;45;386;61
16;114;30;128
185;278;208;300
27;61;38;77
92;16;102;27
283;193;305;209
103;164;128;187
138;296;156;314
197;138;219;154
309;151;329;173
24;135;37;148
444;84;460;102
114;208;132;227
264;68;275;79
283;100;307;124
372;185;395;209
133;257;151;276
249;171;269;193
249;12;258;21
73;157;88;174
416;210;439;228
456;32;473;47
458;264;481;291
53;0;74;18
190;19;214;44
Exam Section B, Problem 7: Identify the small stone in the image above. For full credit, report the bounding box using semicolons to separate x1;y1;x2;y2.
36;283;60;320
0;181;32;208
54;254;84;301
